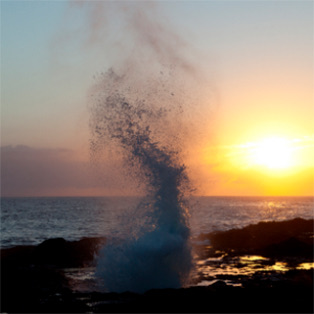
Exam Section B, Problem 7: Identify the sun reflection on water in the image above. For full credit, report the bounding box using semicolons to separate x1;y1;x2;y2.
64;257;314;291
297;263;314;270
195;254;314;287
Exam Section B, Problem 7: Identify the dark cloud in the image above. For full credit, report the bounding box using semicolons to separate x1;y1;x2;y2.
0;145;130;196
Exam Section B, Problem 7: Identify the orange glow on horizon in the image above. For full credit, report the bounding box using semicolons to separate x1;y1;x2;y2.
197;134;314;196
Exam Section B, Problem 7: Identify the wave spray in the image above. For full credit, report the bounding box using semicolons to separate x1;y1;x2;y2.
89;64;197;293
86;2;215;293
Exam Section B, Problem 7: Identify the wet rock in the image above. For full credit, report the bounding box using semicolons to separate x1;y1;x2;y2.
262;236;313;258
197;218;313;257
1;236;106;269
1;219;313;313
1;263;70;312
0;245;35;267
0;237;105;313
88;280;313;313
33;238;71;267
33;237;105;267
210;280;227;288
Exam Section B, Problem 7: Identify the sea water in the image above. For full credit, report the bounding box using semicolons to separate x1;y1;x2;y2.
1;195;313;249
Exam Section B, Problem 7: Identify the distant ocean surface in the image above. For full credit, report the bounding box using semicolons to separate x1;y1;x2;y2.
1;196;313;248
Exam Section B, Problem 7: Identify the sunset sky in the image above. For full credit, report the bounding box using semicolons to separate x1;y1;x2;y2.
1;0;313;197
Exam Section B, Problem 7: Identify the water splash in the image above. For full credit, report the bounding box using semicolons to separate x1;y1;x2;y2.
90;68;193;293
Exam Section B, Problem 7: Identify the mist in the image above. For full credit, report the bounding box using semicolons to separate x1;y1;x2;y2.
83;1;215;292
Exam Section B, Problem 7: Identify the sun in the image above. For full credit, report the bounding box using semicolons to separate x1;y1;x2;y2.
250;137;293;170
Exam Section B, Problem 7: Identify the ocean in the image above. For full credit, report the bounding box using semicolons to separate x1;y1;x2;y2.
1;196;313;249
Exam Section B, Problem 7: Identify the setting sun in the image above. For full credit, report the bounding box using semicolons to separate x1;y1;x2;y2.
250;137;293;170
199;134;314;196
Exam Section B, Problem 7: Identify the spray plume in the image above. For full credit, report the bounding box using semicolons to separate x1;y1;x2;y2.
85;2;213;293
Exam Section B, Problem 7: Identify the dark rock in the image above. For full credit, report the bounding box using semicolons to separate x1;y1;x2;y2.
70;237;106;266
1;219;313;313
0;264;70;313
210;280;227;288
88;280;313;313
262;236;313;258
0;245;35;267
197;218;314;257
0;236;105;313
33;237;105;267
1;236;106;269
33;238;71;267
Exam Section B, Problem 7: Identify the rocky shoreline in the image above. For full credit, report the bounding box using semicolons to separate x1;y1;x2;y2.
1;218;313;313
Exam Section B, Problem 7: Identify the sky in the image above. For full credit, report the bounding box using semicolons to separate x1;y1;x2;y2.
1;0;313;197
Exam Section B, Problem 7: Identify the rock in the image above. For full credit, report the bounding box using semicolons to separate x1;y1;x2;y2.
0;237;105;313
0;245;35;267
210;280;227;288
0;236;106;269
33;238;71;267
1;219;313;313
262;237;313;258
197;218;314;256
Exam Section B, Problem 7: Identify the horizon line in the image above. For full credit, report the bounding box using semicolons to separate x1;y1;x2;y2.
1;194;313;198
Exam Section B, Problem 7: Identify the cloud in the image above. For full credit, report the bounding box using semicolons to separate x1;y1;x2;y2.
1;146;83;196
0;145;132;196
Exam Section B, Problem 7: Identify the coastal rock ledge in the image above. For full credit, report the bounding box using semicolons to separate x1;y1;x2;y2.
1;218;313;313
